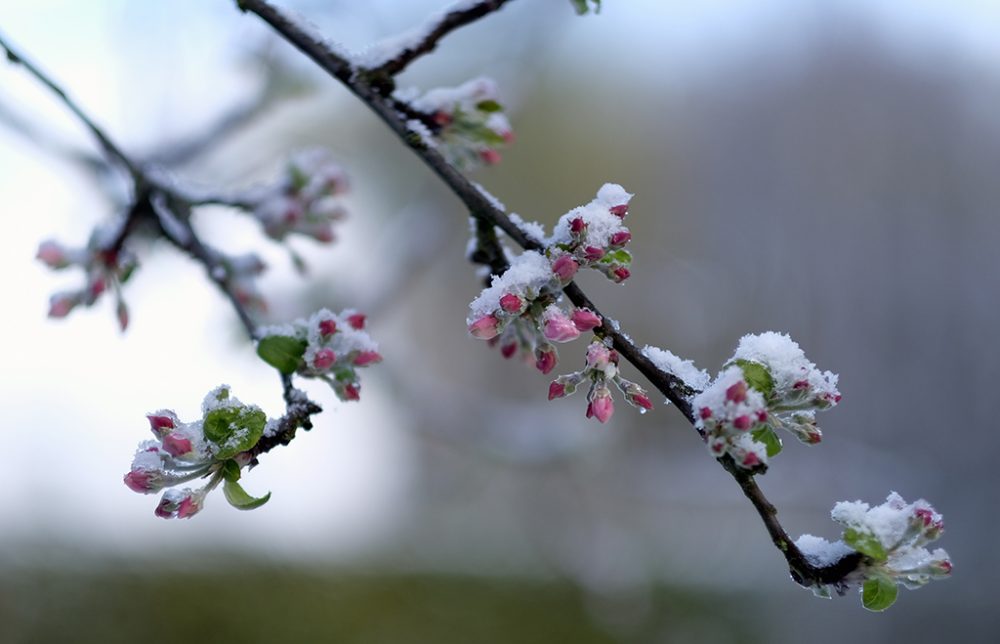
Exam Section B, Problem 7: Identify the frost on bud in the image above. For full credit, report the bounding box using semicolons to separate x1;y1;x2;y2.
692;366;769;467
542;306;581;343
401;77;514;170
36;240;72;269
571;308;602;332
796;493;952;611
469;314;500;340
547;185;635;284
318;318;337;337
353;350;382;367
499;293;523;313
551;254;579;282
313;348;337;370
548;381;567;400
586;386;614;423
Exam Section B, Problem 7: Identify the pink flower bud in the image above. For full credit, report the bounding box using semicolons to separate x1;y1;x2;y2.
543;313;581;343
177;496;201;519
570;218;586;234
725;380;748;404
147;413;176;433
609;231;632;247
699;407;713;420
433;110;452;126
313;348;336;369
588;393;614;423
469;314;500;340
583;246;605;261
741;451;761;467
89;278;107;298
609;204;628;218
586;343;612;370
48;294;77;318
535;347;557;375
352;350;382;367
347;313;366;329
124;470;155;494
612;267;631;282
116;300;129;331
479;149;502;165
343;383;361;401
732;415;752;431
757;410;768;422
793;380;809;390
499;293;523;313
162;433;193;457
36;240;70;269
319;319;337;336
500;342;517;359
571;308;602;332
551;255;579;282
548;381;566;400
501;130;515;144
631;393;653;411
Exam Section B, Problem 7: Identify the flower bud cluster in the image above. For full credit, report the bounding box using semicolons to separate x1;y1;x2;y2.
258;308;381;401
37;234;137;330
547;184;634;284
548;340;654;423
693;332;841;470
796;493;951;609
467;250;602;374
123;386;273;519
250;148;348;243
400;77;513;169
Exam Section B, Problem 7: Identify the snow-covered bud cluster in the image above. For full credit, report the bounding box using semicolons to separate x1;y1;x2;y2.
795;493;951;611
547;184;634;284
218;252;268;313
257;308;381;401
693;332;841;470
249;148;348;242
548;339;653;423
400;77;513;169
37;234;137;331
123;385;274;519
466;250;601;374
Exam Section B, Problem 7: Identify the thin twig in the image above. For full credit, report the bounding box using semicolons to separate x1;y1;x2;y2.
237;0;857;589
368;0;515;77
0;31;140;179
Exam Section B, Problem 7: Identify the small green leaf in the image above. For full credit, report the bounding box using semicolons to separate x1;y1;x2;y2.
603;249;632;264
220;459;242;483
751;425;783;457
257;335;307;375
569;0;600;14
203;406;266;460
223;479;271;511
733;359;775;398
862;576;898;612
476;99;502;113
843;528;889;562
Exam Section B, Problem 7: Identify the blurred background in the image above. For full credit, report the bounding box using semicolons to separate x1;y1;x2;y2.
0;0;996;642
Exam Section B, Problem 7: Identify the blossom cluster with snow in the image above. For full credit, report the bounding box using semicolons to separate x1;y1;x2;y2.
466;184;643;419
796;492;952;610
548;339;653;423
257;308;382;401
399;77;513;169
36;232;137;331
692;332;841;469
123;385;274;519
248;148;348;243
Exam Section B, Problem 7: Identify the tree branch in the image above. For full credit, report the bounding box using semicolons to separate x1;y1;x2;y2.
0;30;140;180
236;0;856;589
367;0;515;77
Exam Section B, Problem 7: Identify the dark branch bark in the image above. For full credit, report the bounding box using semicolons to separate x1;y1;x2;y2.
236;0;858;590
368;0;515;77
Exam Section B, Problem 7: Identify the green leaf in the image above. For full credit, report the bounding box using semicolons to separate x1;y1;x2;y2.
203;406;266;460
220;459;242;483
223;479;271;511
569;0;600;14
843;528;888;562
862;576;898;612
476;99;502;113
257;335;307;375
751;426;783;458
603;249;632;265
733;359;775;398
